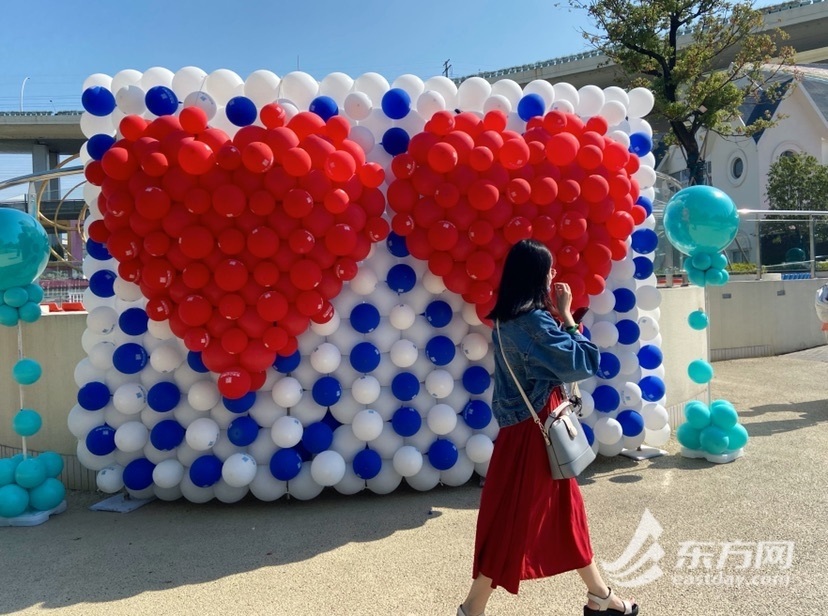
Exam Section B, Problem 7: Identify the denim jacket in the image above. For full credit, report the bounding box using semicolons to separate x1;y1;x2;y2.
491;309;600;428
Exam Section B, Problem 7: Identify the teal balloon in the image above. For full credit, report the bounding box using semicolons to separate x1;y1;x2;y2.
37;451;64;478
28;477;65;511
0;209;51;291
663;186;740;256
0;458;17;486
13;358;42;385
705;267;727;286
710;252;728;270
690;252;712;271
699;426;730;455
18;301;42;323
676;423;702;450
13;409;42;437
727;424;749;450
0;484;29;518
15;457;46;489
688;359;714;384
684;400;711;429
0;304;19;327
711;404;739;430
684;262;707;287
688;310;709;330
3;286;28;308
25;283;44;304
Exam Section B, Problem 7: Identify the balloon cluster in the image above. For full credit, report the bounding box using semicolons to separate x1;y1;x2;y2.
676;399;748;461
0;208;51;326
0;359;66;520
663;186;740;288
85;106;389;400
74;67;665;502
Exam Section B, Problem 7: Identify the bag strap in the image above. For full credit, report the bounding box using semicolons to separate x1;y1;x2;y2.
495;319;571;446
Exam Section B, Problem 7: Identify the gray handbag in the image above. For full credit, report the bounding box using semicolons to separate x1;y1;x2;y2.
496;320;596;480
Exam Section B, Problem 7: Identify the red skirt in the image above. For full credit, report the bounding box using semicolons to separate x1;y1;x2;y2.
472;387;594;594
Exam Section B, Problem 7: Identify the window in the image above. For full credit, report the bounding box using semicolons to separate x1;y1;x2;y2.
727;151;747;186
731;157;744;179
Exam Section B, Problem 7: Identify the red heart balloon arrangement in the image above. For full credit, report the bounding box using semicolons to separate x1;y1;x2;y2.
84;105;389;399
385;109;646;323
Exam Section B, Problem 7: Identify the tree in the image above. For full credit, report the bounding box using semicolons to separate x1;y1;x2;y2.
575;0;796;185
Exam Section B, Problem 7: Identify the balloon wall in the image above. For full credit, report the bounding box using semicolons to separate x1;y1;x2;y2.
74;67;667;502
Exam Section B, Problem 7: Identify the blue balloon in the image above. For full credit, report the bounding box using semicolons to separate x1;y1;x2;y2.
517;93;546;121
637;345;663;370
18;301;41;323
630;229;658;254
429;438;459;470
688;310;709;331
312;376;342;407
633;256;654;280
424;300;453;327
391;372;420;401
617;410;645;437
592;385;620;412
350;342;381;373
613;288;636;313
113;343;148;374
118;308;149;336
391;406;422;436
381;127;410;156
89;270;116;298
353;448;382;479
13;409;42;437
462;399;492;430
309;95;339;121
386;232;409;257
616;319;641;345
269;449;302;481
145;86;179;116
462;366;491;395
350;303;380;333
381;88;411;120
227;416;259;447
226;96;258;126
187;351;209;373
223;391;256;413
582;422;595;447
688;359;714;384
147;382;180;412
13;358;42;386
0;209;51;291
639;376;666;402
190;455;223;487
274;350;302;373
597;352;621;379
81;86;116;116
636;196;653;216
302;421;334;454
86;239;111;261
77;381;110;411
86;424;117;456
426;335;456;366
629;132;653;156
663;186;740;256
150;420;185;450
87;134;116;160
387;263;417;293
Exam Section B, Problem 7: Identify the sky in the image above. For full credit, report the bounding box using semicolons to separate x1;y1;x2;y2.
0;0;784;197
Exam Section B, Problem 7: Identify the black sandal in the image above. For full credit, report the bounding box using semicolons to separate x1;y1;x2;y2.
583;588;639;616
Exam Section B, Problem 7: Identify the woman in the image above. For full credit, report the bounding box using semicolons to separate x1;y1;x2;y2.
458;239;639;616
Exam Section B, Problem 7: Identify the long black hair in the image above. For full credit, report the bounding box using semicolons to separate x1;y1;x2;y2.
487;239;555;322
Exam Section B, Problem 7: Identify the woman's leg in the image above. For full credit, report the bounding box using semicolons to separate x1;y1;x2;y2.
576;560;632;611
460;574;495;616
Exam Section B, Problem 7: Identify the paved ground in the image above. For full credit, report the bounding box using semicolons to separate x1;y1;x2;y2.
2;349;827;616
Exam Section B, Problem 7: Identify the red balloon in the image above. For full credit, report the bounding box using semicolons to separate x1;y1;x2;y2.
503;216;533;244
428;221;459;252
324;150;357;182
325;223;358;256
468;180;499;211
263;326;289;352
214;259;249;292
506;178;531;205
558;179;581;203
296;289;324;317
179;226;215;260
581;175;610;203
211;184;246;218
559;212;588;240
257;291;289;322
141;151;169;177
546;133;579;166
183;328;210;352
411;165;441;197
466;251;496;281
428;251;454;277
427;111;455;135
577;144;604;170
365;217;390;242
290;259;322;291
283;188;314;219
178;140;216;176
253;261;280;287
182;262;211;290
499;138;530;170
143;230;170;257
282;147;313;177
607;211;635;240
142;258;175;293
242;142;274;173
287;111;326;141
603;141;630;171
120;115;148;141
101;147;139;181
427;142;459;174
334;257;358;281
217;228;246;255
261;103;287;129
391;153;417;179
483;110;507;132
217;369;252;399
469;146;494;172
443;131;475;164
179;295;213;327
358;162;385;188
434;182;460;209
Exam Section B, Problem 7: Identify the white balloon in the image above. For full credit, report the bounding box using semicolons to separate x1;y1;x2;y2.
310;310;341;337
150;343;184;374
333;467;366;495
104;406;132;430
644;424;671;447
310;450;347;486
115;85;146;115
608;129;631;148
416;89;447;119
523;79;556;108
183;91;217;120
173;401;201;428
392;446;424;477
352;375;381;405
623;432;647;451
389;303;416;330
441;451;475;487
222;453;258;488
68;404;105;438
349;125;376;155
483;94;512;115
188;380;220;412
249;465;287;501
425;370;454;399
111;69;142;93
77;440;115;472
172;66;207;99
589;290;616;315
460;333;489;361
288;462;324;500
271;416;304;448
641;403;669;431
465;434;494;464
204;68;244;106
153;458;185;489
618;350;641;376
621;382;643;407
87;306;118;335
353;72;390;105
627;88;655;118
406;460;441;491
352;409;384;442
154;485;183;501
248;394;285;428
488;79;522;107
423;76;458;109
553;82;579;107
461;303;483;326
344;91;373;121
272;377;303;408
578;390;595;418
96;465;124;493
634;165;657;189
638;316;660;341
310;343;342;374
598;439;626;457
319;72;354;105
635;285;661;311
82;72;112;91
88;341;116;371
603;86;630;107
600;100;627;126
211;431;242;462
350;268;379;295
186;417;220;451
244;69;281;106
367;464;403;495
390;339;418;368
457;77;491;112
590;321;619;348
214;479;249;504
594;417;624;445
114;421;149;452
146;319;174;341
551;99;575;114
179;475;215;504
392;73;425;100
427;404;458;435
140;67;174;91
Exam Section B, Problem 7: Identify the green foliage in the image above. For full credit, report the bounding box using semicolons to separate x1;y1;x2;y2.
766;153;828;212
726;262;758;274
574;0;796;184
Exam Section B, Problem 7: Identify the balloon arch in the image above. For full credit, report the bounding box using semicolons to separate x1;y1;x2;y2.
71;67;670;503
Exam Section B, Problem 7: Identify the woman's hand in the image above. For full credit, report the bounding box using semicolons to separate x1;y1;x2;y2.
553;282;576;328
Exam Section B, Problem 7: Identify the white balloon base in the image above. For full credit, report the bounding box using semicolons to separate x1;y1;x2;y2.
680;446;745;464
0;499;67;527
89;493;155;513
619;446;667;461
